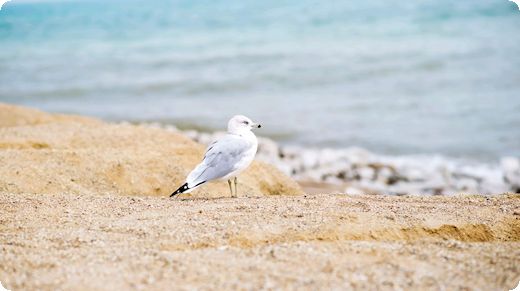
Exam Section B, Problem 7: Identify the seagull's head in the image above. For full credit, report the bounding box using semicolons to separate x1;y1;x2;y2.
228;115;261;134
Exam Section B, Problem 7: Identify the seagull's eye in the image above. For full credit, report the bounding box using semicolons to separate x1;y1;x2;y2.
243;121;249;125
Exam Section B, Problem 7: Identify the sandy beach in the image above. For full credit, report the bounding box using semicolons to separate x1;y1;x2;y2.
1;193;519;290
1;104;519;290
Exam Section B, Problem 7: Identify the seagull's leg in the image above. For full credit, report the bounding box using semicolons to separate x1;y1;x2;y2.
228;179;234;197
234;177;238;197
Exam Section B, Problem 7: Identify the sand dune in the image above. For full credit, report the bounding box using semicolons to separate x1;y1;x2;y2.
0;103;303;198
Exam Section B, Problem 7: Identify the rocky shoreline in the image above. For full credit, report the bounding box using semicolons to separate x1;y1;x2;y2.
139;122;520;195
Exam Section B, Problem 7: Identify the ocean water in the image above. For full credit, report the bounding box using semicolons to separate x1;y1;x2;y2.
1;0;519;161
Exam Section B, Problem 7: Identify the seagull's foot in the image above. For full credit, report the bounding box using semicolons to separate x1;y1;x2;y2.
228;179;234;198
234;177;238;198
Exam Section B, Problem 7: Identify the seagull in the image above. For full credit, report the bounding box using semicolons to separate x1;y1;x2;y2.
170;115;261;198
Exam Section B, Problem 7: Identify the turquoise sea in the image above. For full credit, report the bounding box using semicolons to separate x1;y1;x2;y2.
1;0;519;160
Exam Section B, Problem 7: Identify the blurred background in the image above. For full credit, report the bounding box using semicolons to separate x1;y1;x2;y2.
1;0;519;162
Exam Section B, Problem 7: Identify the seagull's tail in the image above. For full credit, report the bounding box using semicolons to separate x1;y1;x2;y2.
170;181;206;198
170;183;189;197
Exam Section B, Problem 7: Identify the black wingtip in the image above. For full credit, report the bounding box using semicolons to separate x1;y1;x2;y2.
170;183;189;197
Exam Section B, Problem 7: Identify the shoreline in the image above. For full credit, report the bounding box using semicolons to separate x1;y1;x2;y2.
1;101;517;196
136;121;520;196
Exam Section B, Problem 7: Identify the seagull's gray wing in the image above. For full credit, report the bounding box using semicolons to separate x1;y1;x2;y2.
186;135;250;187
